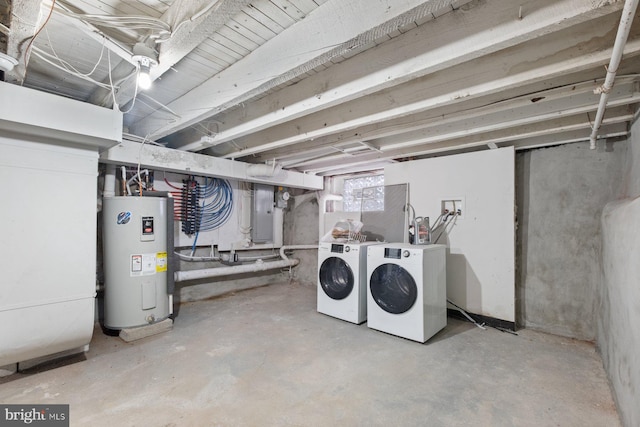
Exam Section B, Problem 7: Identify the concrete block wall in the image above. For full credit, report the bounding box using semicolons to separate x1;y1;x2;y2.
516;141;626;340
598;118;640;427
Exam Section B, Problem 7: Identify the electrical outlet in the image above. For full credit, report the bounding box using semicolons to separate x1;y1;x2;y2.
440;198;464;219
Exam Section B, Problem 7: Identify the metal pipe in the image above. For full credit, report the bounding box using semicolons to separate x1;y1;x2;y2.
279;244;318;261
589;0;639;149
174;259;299;282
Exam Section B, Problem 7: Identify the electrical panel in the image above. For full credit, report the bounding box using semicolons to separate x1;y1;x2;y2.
252;184;275;243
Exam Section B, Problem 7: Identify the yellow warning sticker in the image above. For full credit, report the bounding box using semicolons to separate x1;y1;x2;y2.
156;252;168;272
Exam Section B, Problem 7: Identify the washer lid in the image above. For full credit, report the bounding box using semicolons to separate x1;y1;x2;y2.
370;263;417;314
319;257;354;300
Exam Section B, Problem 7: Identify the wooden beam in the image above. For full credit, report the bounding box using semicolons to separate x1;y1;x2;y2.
100;139;323;190
129;0;471;139
176;0;624;152
88;0;252;108
295;112;633;173
222;32;640;160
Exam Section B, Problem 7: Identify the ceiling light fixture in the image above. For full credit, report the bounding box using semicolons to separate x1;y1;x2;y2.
131;43;158;91
0;53;19;73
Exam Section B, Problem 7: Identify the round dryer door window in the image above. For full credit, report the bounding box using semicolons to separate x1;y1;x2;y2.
370;263;418;314
319;257;354;300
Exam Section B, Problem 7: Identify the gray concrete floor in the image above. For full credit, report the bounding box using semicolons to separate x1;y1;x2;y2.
0;282;620;426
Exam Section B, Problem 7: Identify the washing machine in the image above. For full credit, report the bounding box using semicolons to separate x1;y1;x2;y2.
317;241;379;324
367;244;446;342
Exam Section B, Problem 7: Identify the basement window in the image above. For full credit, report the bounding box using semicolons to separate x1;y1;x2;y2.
343;175;385;212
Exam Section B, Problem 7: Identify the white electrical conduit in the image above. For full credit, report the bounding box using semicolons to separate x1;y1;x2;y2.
589;0;639;149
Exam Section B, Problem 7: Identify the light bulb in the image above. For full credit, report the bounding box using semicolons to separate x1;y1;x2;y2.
138;63;152;90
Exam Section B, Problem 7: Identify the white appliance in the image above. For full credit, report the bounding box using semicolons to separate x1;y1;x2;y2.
317;241;379;324
0;83;121;369
366;244;446;342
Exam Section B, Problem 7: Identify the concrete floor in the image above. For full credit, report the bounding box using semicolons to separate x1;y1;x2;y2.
0;282;620;426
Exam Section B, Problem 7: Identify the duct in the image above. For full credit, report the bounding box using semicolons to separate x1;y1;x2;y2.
589;0;639;149
173;258;299;282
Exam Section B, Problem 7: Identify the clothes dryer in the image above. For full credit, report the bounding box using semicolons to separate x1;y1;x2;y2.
317;241;379;324
367;244;446;342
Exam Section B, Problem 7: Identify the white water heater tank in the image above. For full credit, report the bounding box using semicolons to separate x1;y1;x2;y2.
103;196;171;329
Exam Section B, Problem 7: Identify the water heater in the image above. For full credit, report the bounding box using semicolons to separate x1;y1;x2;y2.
103;196;171;329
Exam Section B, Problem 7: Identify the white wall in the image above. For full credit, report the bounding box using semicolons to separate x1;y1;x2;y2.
385;147;515;323
598;118;640;427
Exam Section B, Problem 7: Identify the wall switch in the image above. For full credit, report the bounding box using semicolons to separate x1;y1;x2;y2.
441;198;465;219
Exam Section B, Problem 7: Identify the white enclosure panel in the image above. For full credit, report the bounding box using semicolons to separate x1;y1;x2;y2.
0;137;97;364
385;147;515;322
0;81;122;151
0;298;94;366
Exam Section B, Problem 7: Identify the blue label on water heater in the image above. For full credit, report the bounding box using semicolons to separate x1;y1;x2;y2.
117;211;131;225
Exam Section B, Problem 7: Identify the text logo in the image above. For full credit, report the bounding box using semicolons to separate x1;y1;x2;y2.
116;211;131;225
1;405;69;426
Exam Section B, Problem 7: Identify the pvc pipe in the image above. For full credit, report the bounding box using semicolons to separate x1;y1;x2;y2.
103;164;116;198
121;166;129;195
174;258;299;282
589;0;639;149
273;207;284;247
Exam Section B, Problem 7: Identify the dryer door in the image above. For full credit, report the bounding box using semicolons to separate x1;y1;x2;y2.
370;263;417;314
319;257;354;300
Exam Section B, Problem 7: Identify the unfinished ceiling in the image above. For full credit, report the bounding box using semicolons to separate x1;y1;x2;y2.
2;0;640;176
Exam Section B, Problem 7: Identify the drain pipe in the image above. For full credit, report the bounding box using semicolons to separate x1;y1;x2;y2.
172;245;317;282
590;0;639;149
174;258;299;282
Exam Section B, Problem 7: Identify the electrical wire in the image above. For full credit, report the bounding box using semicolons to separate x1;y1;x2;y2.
44;27;105;78
23;0;57;69
31;48;113;89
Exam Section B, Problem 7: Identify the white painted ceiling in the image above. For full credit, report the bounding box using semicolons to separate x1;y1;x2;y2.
3;0;640;176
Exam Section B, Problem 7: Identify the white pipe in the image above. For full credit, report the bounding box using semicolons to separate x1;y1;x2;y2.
279;244;318;261
273;207;284;247
103;164;116;198
121;166;130;195
589;0;639;149
174;259;299;282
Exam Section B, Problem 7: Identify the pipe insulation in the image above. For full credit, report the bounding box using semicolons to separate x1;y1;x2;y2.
589;0;639;149
174;259;299;282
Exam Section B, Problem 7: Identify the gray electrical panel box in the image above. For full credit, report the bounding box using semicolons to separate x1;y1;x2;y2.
251;184;274;243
